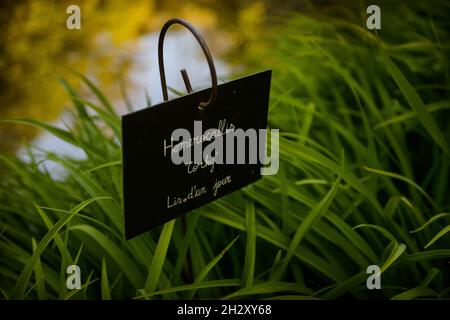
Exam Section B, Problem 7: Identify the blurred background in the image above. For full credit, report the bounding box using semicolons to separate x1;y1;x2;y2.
0;0;289;153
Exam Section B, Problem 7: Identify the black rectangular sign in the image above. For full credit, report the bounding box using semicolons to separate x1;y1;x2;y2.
122;70;271;239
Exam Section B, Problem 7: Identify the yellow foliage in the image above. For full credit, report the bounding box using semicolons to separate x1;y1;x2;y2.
0;0;156;151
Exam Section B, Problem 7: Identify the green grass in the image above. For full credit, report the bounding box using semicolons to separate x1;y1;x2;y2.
1;2;449;299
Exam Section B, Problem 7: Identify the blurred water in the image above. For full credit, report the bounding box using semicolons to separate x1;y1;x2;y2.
18;30;231;176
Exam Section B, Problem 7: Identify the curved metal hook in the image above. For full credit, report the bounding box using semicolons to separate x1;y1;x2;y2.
158;18;218;110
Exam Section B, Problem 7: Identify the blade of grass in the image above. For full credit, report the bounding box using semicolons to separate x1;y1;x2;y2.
379;45;449;156
144;220;176;295
69;224;145;289
172;213;199;286
243;199;256;288
0;119;79;148
391;286;437;300
271;176;341;280
101;257;111;300
223;282;313;300
11;197;107;298
424;225;450;249
32;238;47;300
188;236;240;299
410;213;450;233
134;279;241;299
364;166;437;207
